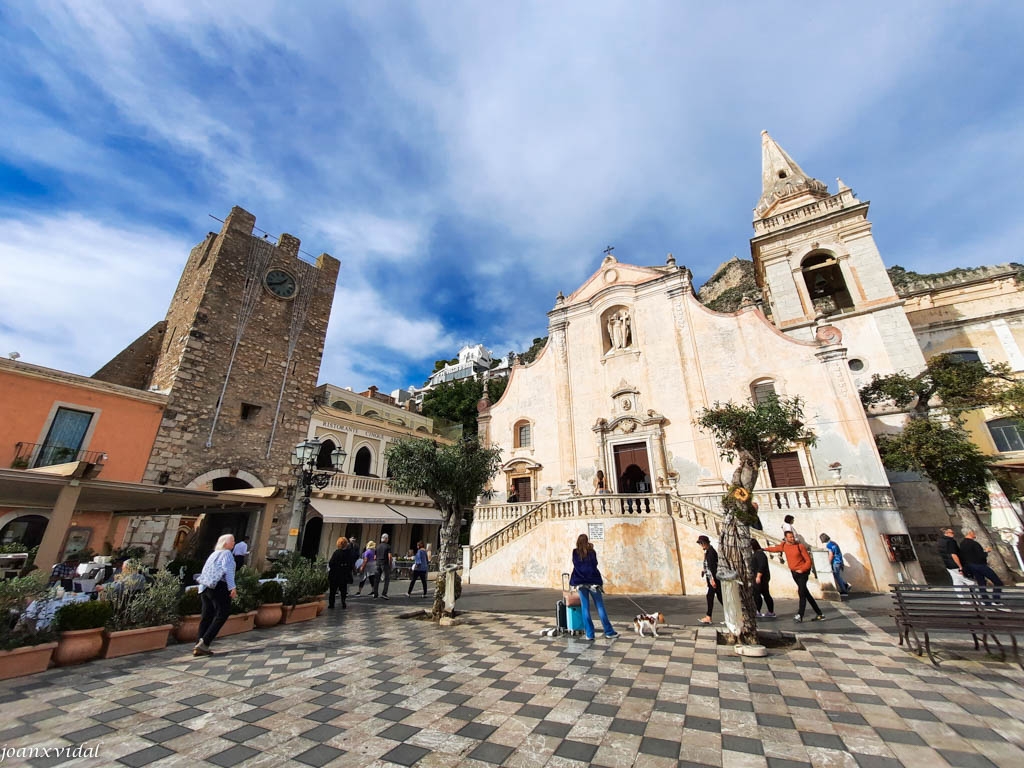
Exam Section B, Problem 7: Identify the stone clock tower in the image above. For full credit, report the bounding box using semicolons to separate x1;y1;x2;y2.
749;132;925;381
96;206;340;561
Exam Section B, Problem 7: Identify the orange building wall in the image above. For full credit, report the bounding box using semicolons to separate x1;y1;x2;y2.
0;365;165;482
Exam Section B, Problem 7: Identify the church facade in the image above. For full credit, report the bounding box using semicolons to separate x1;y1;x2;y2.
467;132;1002;595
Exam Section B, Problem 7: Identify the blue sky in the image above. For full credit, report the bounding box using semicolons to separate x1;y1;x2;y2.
1;2;1022;393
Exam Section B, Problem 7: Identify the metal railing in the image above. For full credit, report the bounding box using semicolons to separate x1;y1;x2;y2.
12;442;106;469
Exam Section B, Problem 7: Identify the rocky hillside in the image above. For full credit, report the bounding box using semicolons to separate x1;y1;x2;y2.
697;257;760;312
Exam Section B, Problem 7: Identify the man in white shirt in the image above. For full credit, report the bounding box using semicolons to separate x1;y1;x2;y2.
232;536;249;571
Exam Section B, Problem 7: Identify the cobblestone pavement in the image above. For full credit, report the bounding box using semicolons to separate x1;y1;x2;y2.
2;591;1023;768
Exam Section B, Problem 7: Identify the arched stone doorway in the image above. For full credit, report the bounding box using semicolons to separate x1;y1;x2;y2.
316;439;337;470
302;516;323;560
353;446;373;476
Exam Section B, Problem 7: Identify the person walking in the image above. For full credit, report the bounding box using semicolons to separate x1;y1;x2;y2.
194;534;237;656
407;540;429;597
351;537;368;596
765;531;824;623
938;527;973;586
568;533;618;640
328;537;355;609
750;539;774;618
360;541;380;598
959;529;1003;602
698;535;722;625
819;533;851;596
377;533;393;600
232;536;249;572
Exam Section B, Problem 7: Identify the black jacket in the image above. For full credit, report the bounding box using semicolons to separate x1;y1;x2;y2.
752;550;770;582
958;538;987;567
329;547;356;584
702;546;719;585
938;536;960;569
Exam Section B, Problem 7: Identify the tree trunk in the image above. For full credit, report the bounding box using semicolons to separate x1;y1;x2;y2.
718;515;759;645
954;505;1016;582
431;506;464;620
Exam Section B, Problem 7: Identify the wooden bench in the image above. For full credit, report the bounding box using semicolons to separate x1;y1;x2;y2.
890;584;1024;669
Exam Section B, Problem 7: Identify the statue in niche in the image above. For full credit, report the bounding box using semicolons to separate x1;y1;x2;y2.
606;308;633;351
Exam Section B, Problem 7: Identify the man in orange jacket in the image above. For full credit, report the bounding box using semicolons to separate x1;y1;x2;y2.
765;531;825;623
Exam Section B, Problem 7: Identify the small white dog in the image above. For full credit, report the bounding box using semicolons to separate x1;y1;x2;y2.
633;612;666;637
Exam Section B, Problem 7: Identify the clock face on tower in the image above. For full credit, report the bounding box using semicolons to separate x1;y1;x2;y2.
264;269;297;299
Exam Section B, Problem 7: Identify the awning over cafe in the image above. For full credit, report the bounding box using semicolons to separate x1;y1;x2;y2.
310;499;443;526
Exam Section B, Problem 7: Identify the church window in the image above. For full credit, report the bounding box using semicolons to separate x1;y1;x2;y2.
240;403;262;421
331;400;352;412
988;418;1024;453
848;358;865;372
947;350;982;364
778;170;788;179
800;253;854;312
363;410;379;419
514;420;532;448
751;380;777;405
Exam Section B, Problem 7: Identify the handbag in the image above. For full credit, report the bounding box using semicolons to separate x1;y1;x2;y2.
562;572;581;607
355;558;364;571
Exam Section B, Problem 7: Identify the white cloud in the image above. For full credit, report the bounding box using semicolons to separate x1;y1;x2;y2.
0;213;187;374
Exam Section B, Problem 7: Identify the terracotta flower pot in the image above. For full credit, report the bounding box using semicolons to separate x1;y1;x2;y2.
316;597;327;616
282;603;319;624
102;625;172;658
255;603;283;628
219;611;256;637
54;628;105;666
0;642;57;680
174;614;202;643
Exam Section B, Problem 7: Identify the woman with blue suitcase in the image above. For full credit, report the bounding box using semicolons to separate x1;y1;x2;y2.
569;533;619;640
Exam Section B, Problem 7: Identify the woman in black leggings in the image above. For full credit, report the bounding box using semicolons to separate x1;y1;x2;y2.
407;541;429;597
750;539;775;617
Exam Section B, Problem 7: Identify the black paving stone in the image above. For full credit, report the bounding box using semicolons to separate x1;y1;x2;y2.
446;705;484;721
554;740;599;763
207;744;260;767
234;707;275;723
875;727;926;746
468;742;515;765
300;724;344;742
92;706;136;723
639;736;680;758
117;745;174;767
305;707;345;723
685;716;721;733
610;718;646;735
221;725;269;743
64;723;116;742
295;744;345;767
457;721;497;740
163;707;204;723
381;743;430;766
949;724;1005;742
534;720;572;738
852;755;903;768
757;713;795;729
801;731;846;750
378;724;420;741
892;707;940;722
937;750;999;768
723;735;765;755
141;724;192;743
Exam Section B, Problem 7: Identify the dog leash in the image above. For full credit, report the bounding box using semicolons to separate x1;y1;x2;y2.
623;595;652;616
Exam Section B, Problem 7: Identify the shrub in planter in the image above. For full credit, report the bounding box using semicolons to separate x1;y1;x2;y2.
258;579;283;604
177;589;202;617
0;573;57;679
101;568;180;658
52;600;112;666
174;589;203;642
231;566;261;614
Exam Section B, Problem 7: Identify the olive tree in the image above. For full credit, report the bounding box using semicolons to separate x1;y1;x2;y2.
384;437;502;619
696;395;817;644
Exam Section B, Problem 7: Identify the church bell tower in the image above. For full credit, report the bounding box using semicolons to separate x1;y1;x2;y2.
749;131;924;379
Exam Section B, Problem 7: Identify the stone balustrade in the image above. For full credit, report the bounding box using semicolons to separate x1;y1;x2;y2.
679;484;897;516
320;472;427;502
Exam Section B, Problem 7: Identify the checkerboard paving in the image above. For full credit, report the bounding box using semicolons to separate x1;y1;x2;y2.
1;598;1022;767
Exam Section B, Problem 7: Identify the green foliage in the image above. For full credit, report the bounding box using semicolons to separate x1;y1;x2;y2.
422;378;492;436
859;353;1013;417
177;589;202;616
166;558;204;585
103;568;181;631
280;558;326;606
0;572;54;650
258;580;283;604
0;542;29;554
385;438;503;516
520;337;548;364
53;600;113;632
112;545;148;562
876;419;992;510
231;566;261;614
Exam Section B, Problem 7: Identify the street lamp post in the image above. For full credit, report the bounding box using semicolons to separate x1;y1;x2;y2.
291;438;346;555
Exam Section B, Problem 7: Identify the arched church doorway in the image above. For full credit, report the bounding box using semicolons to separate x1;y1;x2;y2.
613;442;651;493
0;514;49;549
302;517;323;559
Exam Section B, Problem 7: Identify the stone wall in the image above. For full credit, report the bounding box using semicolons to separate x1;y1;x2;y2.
125;207;339;561
92;321;167;390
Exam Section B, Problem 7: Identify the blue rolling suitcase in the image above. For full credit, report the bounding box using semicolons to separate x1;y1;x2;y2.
566;604;585;632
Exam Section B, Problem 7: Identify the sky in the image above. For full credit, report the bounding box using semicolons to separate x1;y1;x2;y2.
1;2;1022;393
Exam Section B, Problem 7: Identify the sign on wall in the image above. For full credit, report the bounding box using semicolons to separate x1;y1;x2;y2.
588;522;605;541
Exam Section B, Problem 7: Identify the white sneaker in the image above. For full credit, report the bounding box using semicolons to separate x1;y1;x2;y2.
756;612;765;618
793;614;803;623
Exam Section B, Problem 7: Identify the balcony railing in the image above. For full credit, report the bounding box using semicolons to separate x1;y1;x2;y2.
12;442;107;470
317;471;427;502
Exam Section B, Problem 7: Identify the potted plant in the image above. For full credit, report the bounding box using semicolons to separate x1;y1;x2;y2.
281;560;319;624
309;559;329;616
101;567;179;658
255;580;284;628
173;589;203;643
52;600;113;666
220;567;259;637
0;573;57;679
